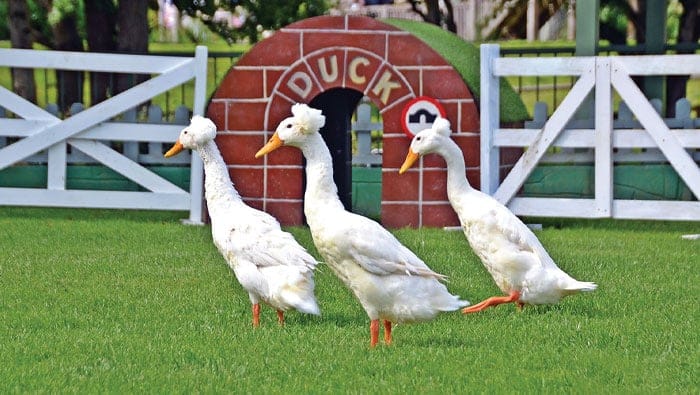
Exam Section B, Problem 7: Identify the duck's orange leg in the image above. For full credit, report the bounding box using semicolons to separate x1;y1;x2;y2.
252;303;261;327
383;320;392;345
370;319;380;348
277;310;285;326
462;291;521;314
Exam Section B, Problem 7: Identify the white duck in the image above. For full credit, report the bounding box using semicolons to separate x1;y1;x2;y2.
400;117;596;313
256;104;468;347
165;115;320;326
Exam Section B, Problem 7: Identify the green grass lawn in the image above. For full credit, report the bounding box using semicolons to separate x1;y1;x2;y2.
0;207;697;392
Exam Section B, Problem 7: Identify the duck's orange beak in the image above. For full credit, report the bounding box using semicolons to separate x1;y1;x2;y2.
164;140;184;158
255;133;283;158
399;149;420;174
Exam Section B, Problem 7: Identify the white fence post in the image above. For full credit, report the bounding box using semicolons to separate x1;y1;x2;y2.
594;58;613;217
480;44;500;195
611;57;700;198
0;47;208;223
480;44;700;221
493;61;596;205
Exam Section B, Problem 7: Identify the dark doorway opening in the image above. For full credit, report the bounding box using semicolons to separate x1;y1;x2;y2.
310;88;364;211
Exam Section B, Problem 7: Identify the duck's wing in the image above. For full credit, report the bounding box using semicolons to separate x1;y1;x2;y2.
473;199;554;268
245;204;285;229
338;215;446;280
227;208;318;271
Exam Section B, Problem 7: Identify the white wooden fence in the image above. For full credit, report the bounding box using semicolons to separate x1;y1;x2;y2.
0;47;207;224
480;44;700;221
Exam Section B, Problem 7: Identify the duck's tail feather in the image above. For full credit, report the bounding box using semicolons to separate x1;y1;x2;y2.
293;297;321;316
564;280;597;292
434;288;470;311
282;277;321;316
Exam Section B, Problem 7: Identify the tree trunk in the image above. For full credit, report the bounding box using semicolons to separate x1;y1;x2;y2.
8;0;37;105
443;0;457;33
52;10;84;114
410;0;457;32
634;0;646;44
409;0;438;26
85;0;118;105
424;0;441;26
115;0;149;97
665;0;699;117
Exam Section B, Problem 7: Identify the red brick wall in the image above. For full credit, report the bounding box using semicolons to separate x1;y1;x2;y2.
207;15;480;227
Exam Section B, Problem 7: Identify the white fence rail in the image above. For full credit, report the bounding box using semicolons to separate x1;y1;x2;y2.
480;44;700;221
0;47;207;224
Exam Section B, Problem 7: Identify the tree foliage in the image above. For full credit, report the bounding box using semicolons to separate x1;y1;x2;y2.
173;0;330;44
408;0;457;33
4;0;329;108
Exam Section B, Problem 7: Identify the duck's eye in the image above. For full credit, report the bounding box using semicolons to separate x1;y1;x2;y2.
286;123;292;128
183;130;188;134
416;136;422;141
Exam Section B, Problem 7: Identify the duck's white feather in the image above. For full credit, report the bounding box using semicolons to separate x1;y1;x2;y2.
174;116;319;316
326;213;445;279
455;191;595;304
272;105;468;324
408;118;596;306
307;196;466;323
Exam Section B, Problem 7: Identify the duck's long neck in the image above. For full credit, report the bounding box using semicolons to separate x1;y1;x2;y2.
300;133;345;213
196;140;241;209
437;139;474;201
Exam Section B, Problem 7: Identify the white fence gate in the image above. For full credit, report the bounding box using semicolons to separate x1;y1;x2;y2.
0;46;207;224
480;44;700;221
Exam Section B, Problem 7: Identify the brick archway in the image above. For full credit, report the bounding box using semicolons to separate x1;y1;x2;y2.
206;15;480;227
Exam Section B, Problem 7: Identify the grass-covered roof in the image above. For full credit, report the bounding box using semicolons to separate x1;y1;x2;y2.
383;18;529;123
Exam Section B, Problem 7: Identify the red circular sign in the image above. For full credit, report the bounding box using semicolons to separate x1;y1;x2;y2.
400;96;447;138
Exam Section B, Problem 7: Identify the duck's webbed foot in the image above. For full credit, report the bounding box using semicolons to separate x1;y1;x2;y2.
462;291;521;314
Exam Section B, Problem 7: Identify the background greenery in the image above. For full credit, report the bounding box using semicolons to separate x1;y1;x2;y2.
3;38;697;121
1;207;697;392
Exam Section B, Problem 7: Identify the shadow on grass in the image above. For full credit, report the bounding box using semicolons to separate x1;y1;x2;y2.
404;334;475;349
404;303;601;349
528;302;602;318
453;299;602;320
251;308;364;329
309;311;366;328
